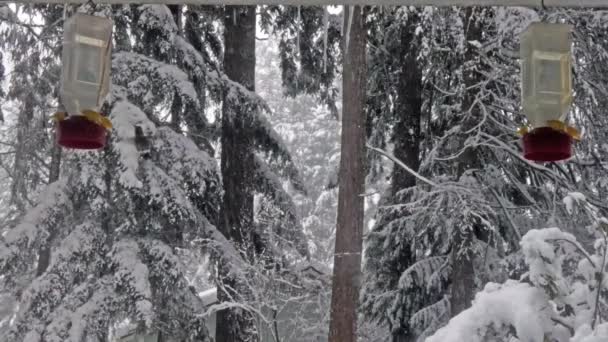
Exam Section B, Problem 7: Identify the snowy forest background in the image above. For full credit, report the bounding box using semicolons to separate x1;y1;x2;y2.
1;3;608;342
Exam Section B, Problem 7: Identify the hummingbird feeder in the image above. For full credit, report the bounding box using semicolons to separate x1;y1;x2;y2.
519;22;579;162
54;13;113;149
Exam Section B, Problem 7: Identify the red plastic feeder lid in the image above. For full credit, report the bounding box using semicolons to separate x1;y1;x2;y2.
57;115;107;150
522;126;572;162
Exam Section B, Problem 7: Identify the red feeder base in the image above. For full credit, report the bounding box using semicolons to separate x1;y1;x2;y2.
522;127;572;162
57;116;107;150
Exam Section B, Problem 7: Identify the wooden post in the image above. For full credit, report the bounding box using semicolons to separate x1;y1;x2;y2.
328;5;366;342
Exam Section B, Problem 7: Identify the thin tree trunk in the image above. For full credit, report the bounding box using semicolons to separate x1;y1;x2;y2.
216;5;258;342
450;7;483;317
35;140;61;276
328;6;366;342
169;5;183;134
392;17;422;197
169;4;181;31
11;99;34;213
184;6;213;156
449;225;475;316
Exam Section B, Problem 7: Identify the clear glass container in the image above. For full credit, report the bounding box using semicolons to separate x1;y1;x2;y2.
521;22;573;128
60;13;112;116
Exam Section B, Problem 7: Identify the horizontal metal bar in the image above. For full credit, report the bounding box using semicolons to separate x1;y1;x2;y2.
2;0;608;7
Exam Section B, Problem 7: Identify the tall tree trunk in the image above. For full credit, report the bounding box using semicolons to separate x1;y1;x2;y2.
449;223;476;316
450;7;483;317
392;19;422;197
328;6;366;342
216;5;258;342
391;14;423;342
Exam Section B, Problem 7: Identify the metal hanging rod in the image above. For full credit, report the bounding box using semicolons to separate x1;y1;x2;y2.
2;0;608;7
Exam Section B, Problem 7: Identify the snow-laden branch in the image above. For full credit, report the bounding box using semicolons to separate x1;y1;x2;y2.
367;145;438;188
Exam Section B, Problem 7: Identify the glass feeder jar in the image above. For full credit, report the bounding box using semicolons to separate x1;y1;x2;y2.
520;22;574;162
521;22;572;127
58;13;113;149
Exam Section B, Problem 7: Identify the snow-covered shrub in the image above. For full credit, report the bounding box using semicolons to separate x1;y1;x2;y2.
427;226;608;342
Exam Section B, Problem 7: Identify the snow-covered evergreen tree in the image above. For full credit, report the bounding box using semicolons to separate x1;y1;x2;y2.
213;5;311;342
362;6;608;342
361;7;430;342
256;37;340;266
2;4;310;341
0;4;62;223
0;4;229;340
260;5;342;118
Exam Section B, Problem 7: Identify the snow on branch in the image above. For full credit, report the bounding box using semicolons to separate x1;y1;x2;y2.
563;192;586;215
427;281;552;342
368;144;438;188
110;239;154;327
42;277;117;342
138;239;186;285
220;72;271;114
154;127;218;186
427;226;608;342
43;222;105;286
250;112;306;194
112;52;199;107
138;4;178;35
520;228;586;294
8;221;106;341
409;296;450;336
0;180;71;278
252;156;308;257
398;256;447;290
141;161;201;226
